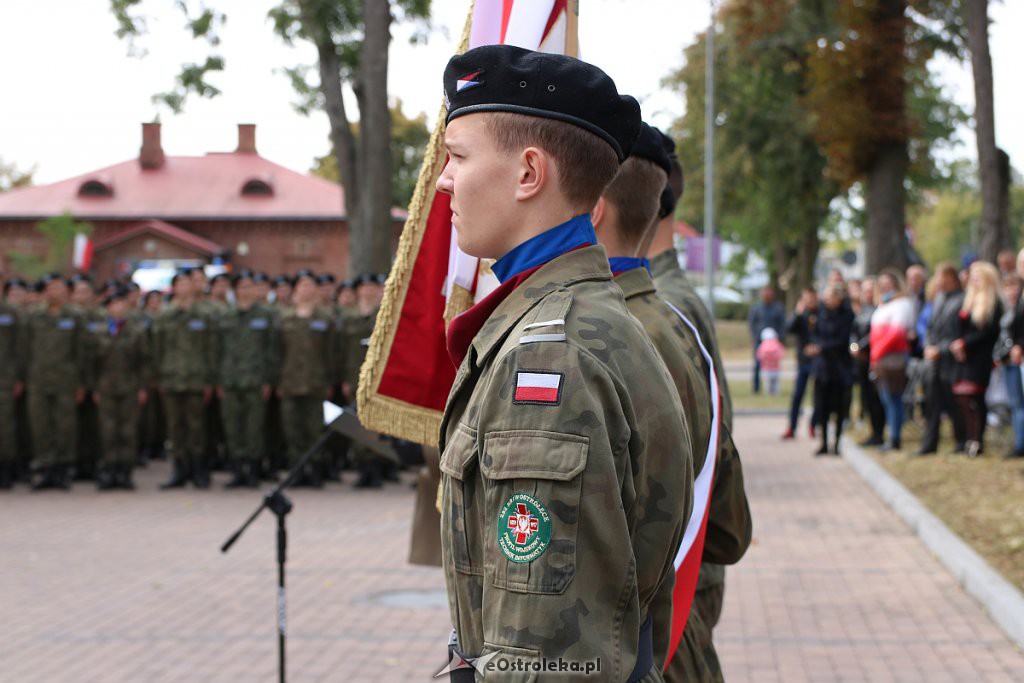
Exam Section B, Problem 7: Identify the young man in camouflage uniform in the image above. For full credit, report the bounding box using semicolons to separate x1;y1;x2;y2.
435;45;692;682
20;274;87;490
93;290;148;490
0;280;23;489
597;125;752;682
70;274;105;480
647;135;752;681
276;270;338;488
216;269;279;488
153;271;215;489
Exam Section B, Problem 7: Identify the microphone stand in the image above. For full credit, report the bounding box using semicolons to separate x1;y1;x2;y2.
219;406;399;683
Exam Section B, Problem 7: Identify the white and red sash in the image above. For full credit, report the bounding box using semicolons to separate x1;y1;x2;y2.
662;301;721;669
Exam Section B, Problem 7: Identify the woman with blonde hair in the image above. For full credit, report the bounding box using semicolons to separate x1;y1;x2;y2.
869;270;915;451
950;261;1004;456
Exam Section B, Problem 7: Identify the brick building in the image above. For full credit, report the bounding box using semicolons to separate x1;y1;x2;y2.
0;123;404;282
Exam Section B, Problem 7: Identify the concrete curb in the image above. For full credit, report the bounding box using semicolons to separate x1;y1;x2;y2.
842;439;1024;651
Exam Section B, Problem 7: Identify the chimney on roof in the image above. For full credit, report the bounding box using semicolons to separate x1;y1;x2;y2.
237;124;257;154
139;122;165;170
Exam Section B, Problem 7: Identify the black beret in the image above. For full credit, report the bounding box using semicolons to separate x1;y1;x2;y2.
3;277;28;293
339;278;356;290
655;128;680;219
69;273;94;287
253;272;271;284
210;272;230;283
125;281;141;291
232;268;255;285
293;269;316;284
356;272;386;287
272;275;291;287
444;45;641;162
316;273;337;285
102;289;127;307
630;122;671;175
38;272;67;290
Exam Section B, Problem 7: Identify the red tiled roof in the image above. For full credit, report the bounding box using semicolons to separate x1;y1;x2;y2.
0;152;396;221
675;220;700;239
94;219;225;256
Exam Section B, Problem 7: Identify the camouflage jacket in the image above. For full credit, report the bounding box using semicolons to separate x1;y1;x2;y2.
152;302;215;392
75;305;107;388
0;302;19;387
93;318;149;395
18;304;87;390
649;249;733;429
217;304;279;390
439;246;692;681
276;306;338;397
340;308;376;391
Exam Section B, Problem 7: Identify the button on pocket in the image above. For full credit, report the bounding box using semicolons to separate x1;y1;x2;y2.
481;430;588;595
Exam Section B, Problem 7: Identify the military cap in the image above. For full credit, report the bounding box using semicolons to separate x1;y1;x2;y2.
273;274;292;287
170;271;190;286
443;44;641;161
37;272;68;291
210;272;230;284
103;278;121;290
102;289;127;307
656;128;681;219
316;272;337;285
232;268;256;285
253;272;271;284
355;272;386;288
293;269;317;284
69;273;94;287
339;278;356;290
630;122;672;175
125;281;141;292
3;276;28;294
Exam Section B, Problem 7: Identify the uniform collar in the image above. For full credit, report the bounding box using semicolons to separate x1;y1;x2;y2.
491;214;597;284
470;244;611;366
613;266;658;299
608;257;650;276
648;248;682;278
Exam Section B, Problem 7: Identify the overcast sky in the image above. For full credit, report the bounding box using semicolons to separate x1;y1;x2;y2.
0;0;1020;184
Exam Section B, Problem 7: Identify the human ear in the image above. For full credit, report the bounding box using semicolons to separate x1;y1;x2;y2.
515;147;546;201
591;196;607;230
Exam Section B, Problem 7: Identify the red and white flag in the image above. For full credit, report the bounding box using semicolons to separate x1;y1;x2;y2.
358;0;578;445
663;301;721;670
72;232;93;272
513;371;563;404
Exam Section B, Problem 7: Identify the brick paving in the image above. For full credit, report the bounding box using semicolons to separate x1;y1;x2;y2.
1;416;1022;682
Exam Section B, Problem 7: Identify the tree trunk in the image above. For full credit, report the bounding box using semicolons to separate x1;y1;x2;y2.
968;0;1005;262
866;141;910;274
352;0;394;276
997;147;1012;249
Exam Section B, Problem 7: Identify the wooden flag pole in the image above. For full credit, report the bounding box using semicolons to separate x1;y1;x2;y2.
565;0;580;57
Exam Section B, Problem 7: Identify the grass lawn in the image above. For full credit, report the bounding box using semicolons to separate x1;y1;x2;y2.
851;420;1024;593
727;377;795;413
713;319;754;362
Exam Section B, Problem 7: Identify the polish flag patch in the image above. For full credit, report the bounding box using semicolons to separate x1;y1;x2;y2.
513;371;563;405
456;70;483;92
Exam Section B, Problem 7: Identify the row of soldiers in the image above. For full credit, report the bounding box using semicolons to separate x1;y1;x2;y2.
0;266;389;491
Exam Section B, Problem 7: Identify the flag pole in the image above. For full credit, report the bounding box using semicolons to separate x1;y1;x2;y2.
565;0;579;57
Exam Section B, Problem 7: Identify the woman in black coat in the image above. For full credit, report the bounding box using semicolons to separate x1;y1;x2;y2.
951;261;1004;457
808;283;855;455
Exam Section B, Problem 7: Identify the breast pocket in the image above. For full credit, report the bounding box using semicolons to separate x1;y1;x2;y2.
481;430;588;595
439;424;481;576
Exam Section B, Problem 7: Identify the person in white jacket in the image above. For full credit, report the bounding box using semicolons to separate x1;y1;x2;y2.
869;271;916;451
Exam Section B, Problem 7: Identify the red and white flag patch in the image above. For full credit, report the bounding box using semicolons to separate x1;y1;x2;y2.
513;371;563;405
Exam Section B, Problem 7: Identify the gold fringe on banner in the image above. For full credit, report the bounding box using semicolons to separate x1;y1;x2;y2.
356;1;476;448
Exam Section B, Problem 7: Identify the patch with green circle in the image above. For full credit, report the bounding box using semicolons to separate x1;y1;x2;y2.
497;492;552;563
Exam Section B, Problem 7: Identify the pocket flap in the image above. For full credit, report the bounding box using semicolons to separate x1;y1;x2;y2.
440;424;478;480
482;430;588;481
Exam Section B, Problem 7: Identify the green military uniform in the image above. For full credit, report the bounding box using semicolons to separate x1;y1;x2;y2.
277;306;338;483
340;307;388;485
93;316;147;485
76;305;107;479
217;303;278;483
197;299;227;464
440;246;693;681
649;248;753;683
0;302;19;487
152;302;214;486
19;304;86;476
135;309;167;462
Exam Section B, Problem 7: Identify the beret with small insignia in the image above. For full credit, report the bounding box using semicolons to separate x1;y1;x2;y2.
444;44;641;162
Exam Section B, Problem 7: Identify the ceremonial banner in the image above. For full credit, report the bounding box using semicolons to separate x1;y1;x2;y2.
72;232;94;271
358;0;578;446
663;302;720;669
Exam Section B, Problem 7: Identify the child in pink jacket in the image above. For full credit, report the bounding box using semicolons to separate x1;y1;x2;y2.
756;327;785;395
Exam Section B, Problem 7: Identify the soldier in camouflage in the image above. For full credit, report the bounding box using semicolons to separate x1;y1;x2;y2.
0;278;25;489
153;271;215;489
646;134;752;681
216;269;279;488
436;46;692;682
20;274;87;490
598;124;752;682
93;290;148;490
276;270;338;488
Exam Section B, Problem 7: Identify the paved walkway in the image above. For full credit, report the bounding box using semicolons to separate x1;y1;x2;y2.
1;416;1022;681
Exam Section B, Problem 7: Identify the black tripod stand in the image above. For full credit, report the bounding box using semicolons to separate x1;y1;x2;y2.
220;407;400;683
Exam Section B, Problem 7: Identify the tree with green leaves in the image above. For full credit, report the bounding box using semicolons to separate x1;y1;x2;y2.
0;158;33;193
7;212;93;279
309;99;430;211
110;0;431;275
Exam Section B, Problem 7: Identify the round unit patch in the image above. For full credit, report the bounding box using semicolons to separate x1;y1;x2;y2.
497;492;552;563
